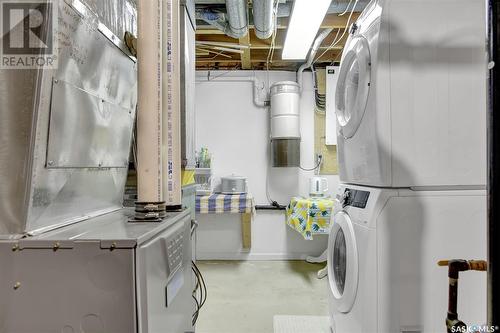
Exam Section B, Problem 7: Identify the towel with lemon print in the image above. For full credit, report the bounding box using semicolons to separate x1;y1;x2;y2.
286;197;335;240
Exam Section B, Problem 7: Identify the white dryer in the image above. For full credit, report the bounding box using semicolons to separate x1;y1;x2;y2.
335;0;487;188
328;184;487;333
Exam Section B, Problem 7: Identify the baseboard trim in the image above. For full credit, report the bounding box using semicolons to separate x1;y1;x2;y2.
195;251;317;261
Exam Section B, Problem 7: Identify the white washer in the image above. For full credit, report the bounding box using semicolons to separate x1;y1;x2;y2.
335;0;487;188
328;184;487;333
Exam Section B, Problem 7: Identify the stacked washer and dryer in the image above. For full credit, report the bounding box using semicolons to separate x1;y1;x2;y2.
328;0;488;332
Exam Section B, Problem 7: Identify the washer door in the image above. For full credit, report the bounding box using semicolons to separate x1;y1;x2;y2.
328;211;359;313
335;36;371;139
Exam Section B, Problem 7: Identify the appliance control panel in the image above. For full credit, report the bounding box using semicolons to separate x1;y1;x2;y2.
342;188;370;209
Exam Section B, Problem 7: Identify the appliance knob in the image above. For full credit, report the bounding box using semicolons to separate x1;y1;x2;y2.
342;190;351;208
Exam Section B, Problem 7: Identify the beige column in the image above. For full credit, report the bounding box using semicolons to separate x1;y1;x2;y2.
137;0;163;204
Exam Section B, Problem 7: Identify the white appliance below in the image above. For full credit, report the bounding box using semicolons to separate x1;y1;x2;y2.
328;185;487;333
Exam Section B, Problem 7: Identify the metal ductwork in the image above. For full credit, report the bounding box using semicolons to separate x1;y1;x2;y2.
226;0;248;37
253;0;274;40
297;28;333;91
277;0;370;17
196;0;248;38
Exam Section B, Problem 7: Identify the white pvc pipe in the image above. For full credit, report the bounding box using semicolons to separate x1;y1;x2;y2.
163;0;182;208
195;73;269;107
137;0;163;203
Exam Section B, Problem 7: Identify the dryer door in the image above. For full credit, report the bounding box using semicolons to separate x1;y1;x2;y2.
335;36;371;139
328;211;359;313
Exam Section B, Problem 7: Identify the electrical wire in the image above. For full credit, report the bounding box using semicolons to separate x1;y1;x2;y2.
264;0;281;206
266;0;280;70
265;140;278;205
191;294;200;325
265;139;287;207
312;66;327;114
131;121;138;170
191;260;207;326
193;263;205;303
299;155;323;171
313;0;359;65
203;65;243;82
197;47;233;59
193;261;207;307
312;28;340;65
330;50;343;65
338;0;354;16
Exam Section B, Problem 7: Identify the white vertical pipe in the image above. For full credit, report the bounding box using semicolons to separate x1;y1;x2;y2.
137;0;163;203
163;0;182;208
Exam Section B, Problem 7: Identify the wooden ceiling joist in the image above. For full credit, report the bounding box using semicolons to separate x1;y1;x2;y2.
196;49;341;64
196;13;361;35
239;33;252;69
195;12;361;70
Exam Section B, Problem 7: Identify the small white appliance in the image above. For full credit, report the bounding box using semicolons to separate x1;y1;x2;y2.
328;184;487;333
335;0;487;188
310;176;329;197
221;175;248;194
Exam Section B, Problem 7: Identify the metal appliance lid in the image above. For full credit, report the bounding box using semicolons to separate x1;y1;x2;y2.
222;175;247;181
16;209;190;249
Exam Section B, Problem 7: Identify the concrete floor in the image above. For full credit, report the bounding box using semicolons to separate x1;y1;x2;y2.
195;260;329;333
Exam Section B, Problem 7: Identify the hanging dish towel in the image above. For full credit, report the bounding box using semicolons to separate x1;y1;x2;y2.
286;197;334;240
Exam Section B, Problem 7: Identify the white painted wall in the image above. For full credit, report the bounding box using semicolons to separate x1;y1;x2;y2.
195;70;340;260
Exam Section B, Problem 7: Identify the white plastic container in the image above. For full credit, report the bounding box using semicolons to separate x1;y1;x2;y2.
194;168;212;195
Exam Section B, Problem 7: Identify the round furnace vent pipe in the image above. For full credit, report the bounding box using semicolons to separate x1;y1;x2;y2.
253;0;274;40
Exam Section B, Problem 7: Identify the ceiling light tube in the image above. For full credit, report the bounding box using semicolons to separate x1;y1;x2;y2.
282;0;332;60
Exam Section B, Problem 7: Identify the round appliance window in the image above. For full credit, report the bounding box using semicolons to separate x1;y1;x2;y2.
333;227;347;295
327;211;359;313
335;36;371;139
337;57;360;127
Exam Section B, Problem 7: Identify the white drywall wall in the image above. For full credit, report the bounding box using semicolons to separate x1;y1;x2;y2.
195;70;340;260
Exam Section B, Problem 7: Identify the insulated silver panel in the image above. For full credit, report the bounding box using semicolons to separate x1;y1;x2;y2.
71;0;137;38
0;0;137;237
0;69;37;239
47;80;134;168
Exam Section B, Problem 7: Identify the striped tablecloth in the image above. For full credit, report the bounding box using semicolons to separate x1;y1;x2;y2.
196;193;255;214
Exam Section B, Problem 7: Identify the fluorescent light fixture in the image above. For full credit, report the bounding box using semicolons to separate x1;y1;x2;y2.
282;0;332;60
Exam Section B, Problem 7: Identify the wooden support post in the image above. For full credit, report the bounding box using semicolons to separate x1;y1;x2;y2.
239;34;252;69
241;213;252;249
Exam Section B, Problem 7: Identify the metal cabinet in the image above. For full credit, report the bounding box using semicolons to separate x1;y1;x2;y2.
0;209;193;333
